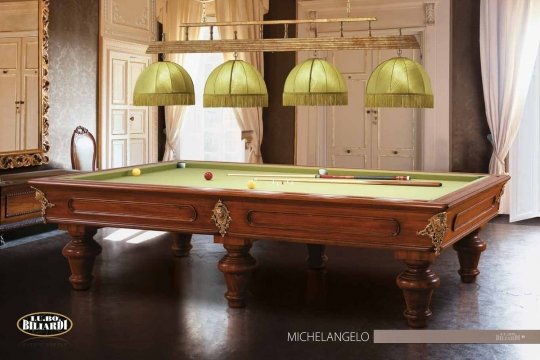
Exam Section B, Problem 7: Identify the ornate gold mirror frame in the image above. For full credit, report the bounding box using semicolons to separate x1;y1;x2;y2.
0;0;49;169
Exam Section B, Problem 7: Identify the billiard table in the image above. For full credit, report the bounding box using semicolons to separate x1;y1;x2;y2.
30;161;509;328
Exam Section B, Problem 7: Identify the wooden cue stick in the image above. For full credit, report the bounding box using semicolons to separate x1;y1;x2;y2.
229;173;313;178
253;178;442;187
228;173;411;180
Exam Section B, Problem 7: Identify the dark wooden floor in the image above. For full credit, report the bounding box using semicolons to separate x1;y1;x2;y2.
1;216;539;359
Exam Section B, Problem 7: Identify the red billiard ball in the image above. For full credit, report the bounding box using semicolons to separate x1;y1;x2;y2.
204;171;213;181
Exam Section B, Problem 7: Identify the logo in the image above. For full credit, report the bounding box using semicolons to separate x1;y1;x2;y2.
17;312;73;337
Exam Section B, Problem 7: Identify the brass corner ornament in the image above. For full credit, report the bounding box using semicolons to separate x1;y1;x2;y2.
211;200;232;237
417;212;448;255
31;187;55;220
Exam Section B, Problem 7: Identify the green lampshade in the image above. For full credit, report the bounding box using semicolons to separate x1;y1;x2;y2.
204;60;268;108
365;57;433;108
133;61;195;106
283;58;348;106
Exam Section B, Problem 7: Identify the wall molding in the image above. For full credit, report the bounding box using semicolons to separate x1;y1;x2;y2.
101;0;156;43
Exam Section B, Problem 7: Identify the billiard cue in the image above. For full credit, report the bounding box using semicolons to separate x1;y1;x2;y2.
253;178;442;187
228;173;411;181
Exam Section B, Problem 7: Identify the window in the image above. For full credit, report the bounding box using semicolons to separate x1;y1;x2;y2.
177;26;245;162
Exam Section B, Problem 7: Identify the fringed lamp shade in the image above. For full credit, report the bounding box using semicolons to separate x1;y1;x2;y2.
204;60;268;108
283;58;348;106
133;61;195;106
365;57;433;108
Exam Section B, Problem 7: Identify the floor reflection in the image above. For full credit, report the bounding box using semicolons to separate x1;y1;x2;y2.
1;219;539;359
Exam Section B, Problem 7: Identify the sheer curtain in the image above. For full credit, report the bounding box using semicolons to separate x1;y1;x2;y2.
178;27;245;162
480;0;540;175
215;0;269;163
162;0;202;160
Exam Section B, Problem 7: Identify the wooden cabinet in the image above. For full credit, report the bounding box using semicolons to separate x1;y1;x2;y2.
0;169;69;244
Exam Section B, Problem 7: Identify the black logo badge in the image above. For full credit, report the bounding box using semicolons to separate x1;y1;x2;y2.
17;312;73;337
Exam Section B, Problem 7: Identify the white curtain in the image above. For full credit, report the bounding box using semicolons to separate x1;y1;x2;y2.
480;0;540;175
215;0;268;163
162;0;202;161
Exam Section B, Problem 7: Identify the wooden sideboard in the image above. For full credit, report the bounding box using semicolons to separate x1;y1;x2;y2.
0;169;70;245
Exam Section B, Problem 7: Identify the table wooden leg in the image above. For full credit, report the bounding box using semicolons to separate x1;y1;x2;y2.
216;238;257;308
453;229;486;283
305;244;327;306
306;244;327;270
171;233;192;257
61;224;101;290
395;251;440;328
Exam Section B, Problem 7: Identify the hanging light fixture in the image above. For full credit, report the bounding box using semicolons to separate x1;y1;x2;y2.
365;56;433;108
133;61;195;106
283;58;348;106
203;59;268;108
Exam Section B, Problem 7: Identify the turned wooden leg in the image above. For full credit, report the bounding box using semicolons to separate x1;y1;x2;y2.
61;224;101;290
171;233;192;257
216;239;257;308
395;252;440;328
306;244;328;270
453;229;486;283
305;244;328;305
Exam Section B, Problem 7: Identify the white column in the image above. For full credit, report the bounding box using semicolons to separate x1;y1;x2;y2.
422;0;450;172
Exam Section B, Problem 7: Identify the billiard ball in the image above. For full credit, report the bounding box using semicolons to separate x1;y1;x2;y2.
318;168;328;176
247;180;256;189
204;171;213;181
177;162;186;168
131;168;141;176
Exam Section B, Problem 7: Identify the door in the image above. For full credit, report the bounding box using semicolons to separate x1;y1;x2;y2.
0;38;19;152
0;37;38;152
326;48;420;171
104;49;152;169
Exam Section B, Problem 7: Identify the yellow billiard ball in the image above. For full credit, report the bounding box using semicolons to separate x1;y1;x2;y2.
131;168;141;176
247;180;256;189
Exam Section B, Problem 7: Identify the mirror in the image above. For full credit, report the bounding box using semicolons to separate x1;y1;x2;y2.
0;0;49;169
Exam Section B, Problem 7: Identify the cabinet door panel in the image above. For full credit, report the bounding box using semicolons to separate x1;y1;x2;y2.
0;39;18;69
129;109;146;134
129;138;146;166
0;75;19;151
378;156;415;171
23;38;38;69
326;73;370;168
128;59;146;105
112;109;128;135
111;58;128;105
112;139;127;168
23;73;39;149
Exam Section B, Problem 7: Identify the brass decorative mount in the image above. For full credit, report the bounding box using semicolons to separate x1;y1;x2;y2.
211;200;232;237
31;187;55;220
417;212;448;255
